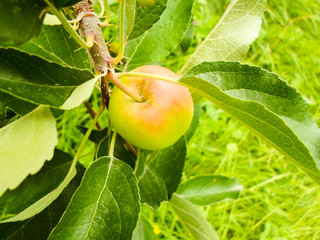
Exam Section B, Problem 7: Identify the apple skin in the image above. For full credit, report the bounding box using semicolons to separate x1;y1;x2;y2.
109;65;194;150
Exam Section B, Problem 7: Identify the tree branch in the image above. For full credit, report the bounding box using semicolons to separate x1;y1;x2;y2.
84;101;102;129
74;1;139;159
74;0;112;73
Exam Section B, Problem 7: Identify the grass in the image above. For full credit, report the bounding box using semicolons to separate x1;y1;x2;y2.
148;0;320;239
56;0;320;239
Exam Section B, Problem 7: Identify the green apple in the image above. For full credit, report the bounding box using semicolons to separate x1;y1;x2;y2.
109;65;194;150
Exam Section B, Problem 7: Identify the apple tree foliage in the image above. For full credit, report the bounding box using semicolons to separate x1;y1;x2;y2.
0;0;319;239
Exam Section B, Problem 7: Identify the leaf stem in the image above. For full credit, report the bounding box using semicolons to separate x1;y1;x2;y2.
109;131;117;157
112;0;124;64
97;0;105;18
58;100;104;197
64;7;75;20
84;101;102;130
99;0;111;23
44;0;93;49
116;72;188;87
104;0;110;24
73;100;105;168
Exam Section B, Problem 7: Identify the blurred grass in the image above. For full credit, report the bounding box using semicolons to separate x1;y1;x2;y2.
56;89;109;168
56;0;320;239
158;0;320;239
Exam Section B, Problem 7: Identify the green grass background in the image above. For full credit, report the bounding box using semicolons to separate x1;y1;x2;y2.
148;0;320;239
57;0;320;239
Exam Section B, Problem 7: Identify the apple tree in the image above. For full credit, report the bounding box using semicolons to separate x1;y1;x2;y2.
0;0;319;239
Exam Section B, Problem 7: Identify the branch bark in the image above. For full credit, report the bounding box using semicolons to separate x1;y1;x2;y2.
74;1;139;158
74;0;112;74
74;1;142;103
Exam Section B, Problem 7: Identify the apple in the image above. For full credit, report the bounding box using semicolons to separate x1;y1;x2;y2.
109;65;194;150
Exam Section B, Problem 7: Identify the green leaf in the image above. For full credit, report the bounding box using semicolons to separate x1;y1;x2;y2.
48;157;140;240
10;25;92;70
141;137;186;195
137;0;157;7
0;111;17;129
170;194;219;240
180;0;266;74
60;75;100;110
123;0;136;40
135;152;167;208
0;149;77;222
0;1;46;46
0;106;57;197
125;0;194;70
132;217;158;240
0;91;37;120
43;13;61;25
0;26;95;112
180;61;320;182
129;0;167;40
96;135;136;169
176;175;243;206
180;21;194;52
78;126;109;144
0;48;95;108
0;162;85;240
185;101;201;142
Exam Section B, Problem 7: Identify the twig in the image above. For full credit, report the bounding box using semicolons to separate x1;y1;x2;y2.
74;1;112;73
72;100;105;171
121;138;138;159
101;75;110;108
74;1;144;102
74;1;139;159
84;101;102;129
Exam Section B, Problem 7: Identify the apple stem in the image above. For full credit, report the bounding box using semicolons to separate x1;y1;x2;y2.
108;71;144;102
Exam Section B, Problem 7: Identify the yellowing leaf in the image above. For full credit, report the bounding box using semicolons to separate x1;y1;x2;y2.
180;0;266;74
43;14;61;25
60;76;99;110
0;106;57;196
